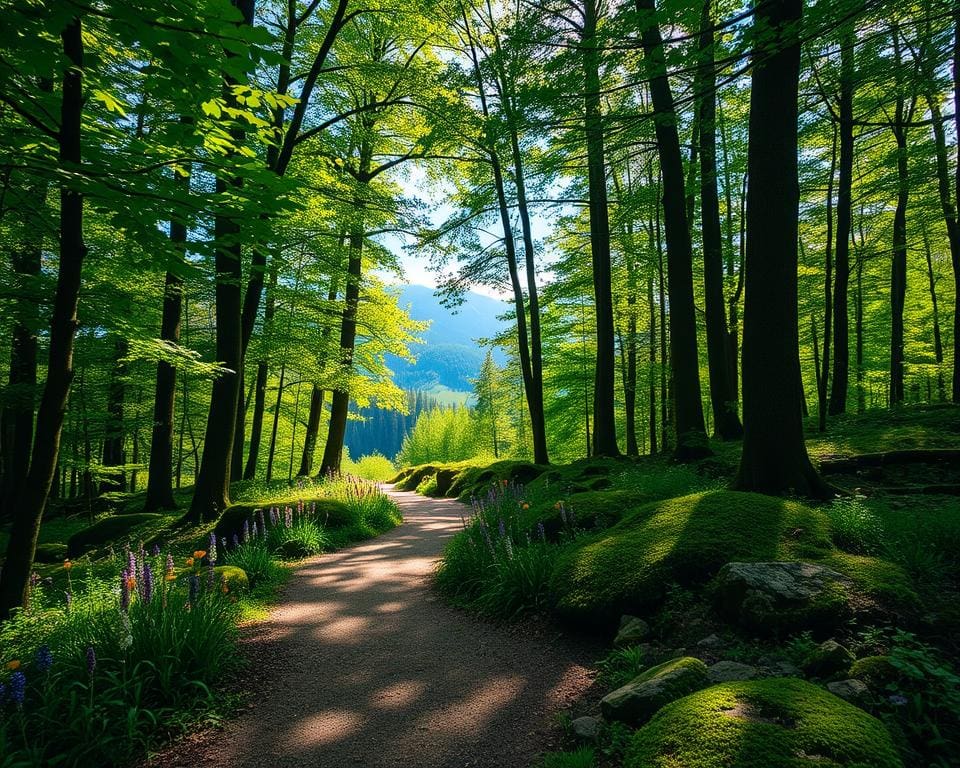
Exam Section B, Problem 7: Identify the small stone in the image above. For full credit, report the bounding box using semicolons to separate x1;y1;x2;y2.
827;679;869;702
570;716;601;742
708;661;758;683
697;634;721;648
615;615;650;647
803;640;855;679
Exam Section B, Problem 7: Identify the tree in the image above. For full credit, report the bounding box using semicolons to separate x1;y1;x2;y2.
734;0;832;498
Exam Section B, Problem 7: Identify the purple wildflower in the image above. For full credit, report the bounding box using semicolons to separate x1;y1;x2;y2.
9;671;25;706
498;519;506;538
29;572;39;587
269;507;277;526
85;646;96;675
0;683;5;703
65;591;72;611
285;506;293;528
252;520;260;539
120;568;131;613
35;645;53;673
165;552;175;577
537;522;546;542
209;532;218;565
232;533;239;549
188;574;200;604
888;694;908;706
127;549;137;579
142;562;154;605
221;537;228;553
242;520;250;543
152;543;161;557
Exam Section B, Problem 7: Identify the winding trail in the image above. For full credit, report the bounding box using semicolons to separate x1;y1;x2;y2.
150;488;598;768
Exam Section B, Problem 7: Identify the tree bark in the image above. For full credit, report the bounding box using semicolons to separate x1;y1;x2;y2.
582;0;619;457
829;23;855;415
0;176;44;520
889;36;909;406
818;127;837;432
954;9;960;402
145;164;189;510
0;16;87;618
696;0;742;441
184;0;254;524
637;0;710;458
243;263;278;479
732;0;831;499
99;337;128;493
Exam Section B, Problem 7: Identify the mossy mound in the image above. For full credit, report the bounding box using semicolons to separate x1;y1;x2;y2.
213;565;249;592
34;542;69;563
626;678;903;768
214;498;355;541
849;655;898;689
551;491;833;624
601;657;709;725
67;513;164;557
528;490;645;538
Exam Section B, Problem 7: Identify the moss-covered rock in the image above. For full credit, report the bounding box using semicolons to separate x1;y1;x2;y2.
67;513;164;557
714;561;853;636
803;640;855;679
849;655;898;689
614;615;650;647
625;678;903;768
551;491;833;624
601;656;709;725
213;565;249;592
34;542;68;563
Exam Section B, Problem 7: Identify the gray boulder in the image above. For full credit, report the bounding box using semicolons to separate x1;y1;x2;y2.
713;561;853;634
708;660;758;683
803;639;855;679
827;679;870;703
600;657;709;725
570;716;601;742
614;615;650;647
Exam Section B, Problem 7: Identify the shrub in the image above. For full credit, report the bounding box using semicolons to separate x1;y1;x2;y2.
350;453;396;482
224;540;284;589
267;518;329;559
826;497;885;554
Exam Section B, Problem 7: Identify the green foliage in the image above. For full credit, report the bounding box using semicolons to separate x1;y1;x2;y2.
345;453;396;482
626;678;903;768
880;631;960;767
596;645;648;689
825;497;886;554
66;514;165;557
537;747;595;768
267;519;329;559
0;561;239;767
396;406;486;467
224;540;284;590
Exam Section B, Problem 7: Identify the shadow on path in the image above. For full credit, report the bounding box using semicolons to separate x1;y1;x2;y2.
149;488;598;768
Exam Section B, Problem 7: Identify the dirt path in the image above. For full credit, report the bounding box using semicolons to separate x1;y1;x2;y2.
150;488;598;768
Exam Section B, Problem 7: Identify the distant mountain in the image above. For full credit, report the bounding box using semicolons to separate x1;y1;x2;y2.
345;285;508;459
388;284;508;392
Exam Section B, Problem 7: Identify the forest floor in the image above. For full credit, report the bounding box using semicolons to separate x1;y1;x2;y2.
145;488;600;768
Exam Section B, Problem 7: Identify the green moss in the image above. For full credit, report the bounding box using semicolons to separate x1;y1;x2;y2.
849;655;898;689
417;473;440;496
626;678;903;768
529;490;645;535
552;491;833;623
67;513;164;557
822;551;917;611
214;498;357;541
213;565;249;592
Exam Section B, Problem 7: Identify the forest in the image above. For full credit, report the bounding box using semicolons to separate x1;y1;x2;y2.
1;0;959;766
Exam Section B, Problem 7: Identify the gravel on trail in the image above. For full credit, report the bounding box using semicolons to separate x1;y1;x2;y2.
147;487;600;768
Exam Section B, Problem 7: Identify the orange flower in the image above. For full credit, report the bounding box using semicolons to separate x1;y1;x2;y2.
501;479;508;487
185;557;195;567
63;559;73;570
221;582;229;594
126;576;136;590
5;660;21;671
553;502;562;510
164;573;176;582
193;550;206;560
521;503;530;510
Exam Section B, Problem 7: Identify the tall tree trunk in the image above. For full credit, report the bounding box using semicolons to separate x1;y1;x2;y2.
319;157;369;476
0;176;44;520
184;0;254;524
637;0;710;459
829;23;855;415
582;0;619;457
889;108;908;404
732;0;831;499
99;337;128;493
144;164;188;511
266;361;285;483
647;273;658;454
818;127;837;432
243;263;278;479
922;226;945;399
954;9;960;402
696;0;742;441
299;385;326;476
0;17;86;618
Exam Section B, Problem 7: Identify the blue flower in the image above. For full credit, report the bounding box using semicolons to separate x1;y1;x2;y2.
86;646;96;675
9;671;25;706
888;694;908;707
35;645;53;674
